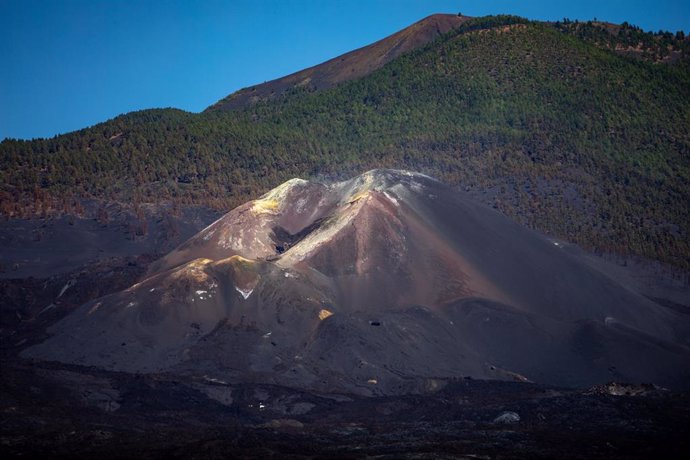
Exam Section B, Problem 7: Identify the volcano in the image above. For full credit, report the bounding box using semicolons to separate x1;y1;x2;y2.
24;170;690;394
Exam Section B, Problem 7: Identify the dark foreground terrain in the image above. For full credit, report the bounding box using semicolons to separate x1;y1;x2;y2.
1;356;689;459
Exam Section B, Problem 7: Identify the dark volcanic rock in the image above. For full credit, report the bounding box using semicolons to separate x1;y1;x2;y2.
1;361;688;459
22;170;690;393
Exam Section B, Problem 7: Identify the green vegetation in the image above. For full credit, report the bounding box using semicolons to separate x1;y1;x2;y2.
1;16;689;268
554;19;690;66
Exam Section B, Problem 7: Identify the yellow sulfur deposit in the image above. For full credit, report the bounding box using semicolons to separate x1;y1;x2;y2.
251;198;280;214
318;309;334;320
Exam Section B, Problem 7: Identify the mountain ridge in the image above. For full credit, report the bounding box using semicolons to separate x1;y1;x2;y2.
1;15;689;269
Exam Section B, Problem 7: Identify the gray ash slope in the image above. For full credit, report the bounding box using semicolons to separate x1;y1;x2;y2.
24;170;690;393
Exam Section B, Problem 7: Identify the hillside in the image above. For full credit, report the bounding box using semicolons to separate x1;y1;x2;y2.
208;15;690;112
1;15;689;268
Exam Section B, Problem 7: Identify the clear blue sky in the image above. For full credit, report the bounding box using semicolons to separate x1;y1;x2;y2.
1;0;688;140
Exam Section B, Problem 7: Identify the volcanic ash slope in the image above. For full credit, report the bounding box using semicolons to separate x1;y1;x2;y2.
24;170;690;394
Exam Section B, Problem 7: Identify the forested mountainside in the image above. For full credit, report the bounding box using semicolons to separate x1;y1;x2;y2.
206;15;690;113
1;15;689;268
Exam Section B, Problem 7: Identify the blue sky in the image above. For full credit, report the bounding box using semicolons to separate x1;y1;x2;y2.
1;0;688;140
